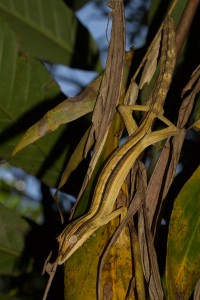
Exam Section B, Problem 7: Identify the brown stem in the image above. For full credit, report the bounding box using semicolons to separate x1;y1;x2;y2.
176;0;200;57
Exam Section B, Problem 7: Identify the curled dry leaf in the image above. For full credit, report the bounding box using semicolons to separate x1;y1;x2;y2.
77;49;134;200
124;81;139;105
147;65;200;231
181;64;200;97
139;31;162;90
178;65;200;132
83;0;125;179
138;165;164;300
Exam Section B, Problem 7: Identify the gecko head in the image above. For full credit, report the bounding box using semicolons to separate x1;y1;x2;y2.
57;219;97;265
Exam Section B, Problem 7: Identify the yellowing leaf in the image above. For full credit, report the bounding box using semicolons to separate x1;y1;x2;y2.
100;225;133;300
64;213;133;300
166;165;200;299
192;119;200;131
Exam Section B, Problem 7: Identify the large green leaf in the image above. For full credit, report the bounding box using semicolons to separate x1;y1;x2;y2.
0;203;31;275
166;165;200;299
0;18;72;187
0;0;101;71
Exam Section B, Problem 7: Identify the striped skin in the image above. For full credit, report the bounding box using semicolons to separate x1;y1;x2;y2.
57;16;177;264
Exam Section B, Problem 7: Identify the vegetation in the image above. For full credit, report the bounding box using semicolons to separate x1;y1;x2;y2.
0;0;199;299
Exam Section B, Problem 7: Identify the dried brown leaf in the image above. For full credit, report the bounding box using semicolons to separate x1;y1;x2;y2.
181;64;200;97
78;50;133;199
84;0;125;159
138;169;164;299
139;32;162;90
178;76;200;129
124;81;139;105
146;129;185;229
146;65;200;232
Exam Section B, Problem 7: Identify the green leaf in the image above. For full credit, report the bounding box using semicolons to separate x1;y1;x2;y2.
0;18;71;187
0;203;31;276
0;0;101;71
11;75;102;157
148;0;187;27
166;165;200;299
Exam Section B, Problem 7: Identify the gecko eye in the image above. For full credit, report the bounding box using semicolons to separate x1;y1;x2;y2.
68;235;78;245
